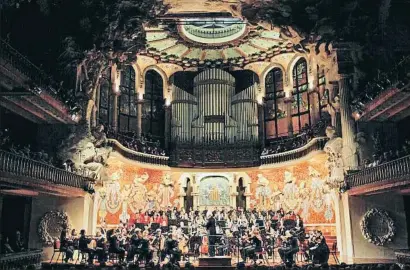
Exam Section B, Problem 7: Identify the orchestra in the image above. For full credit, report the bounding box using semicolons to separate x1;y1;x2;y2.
56;207;330;266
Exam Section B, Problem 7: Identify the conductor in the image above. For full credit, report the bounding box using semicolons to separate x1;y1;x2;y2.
206;212;216;257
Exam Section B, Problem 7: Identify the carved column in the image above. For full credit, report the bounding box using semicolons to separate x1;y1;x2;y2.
164;104;171;150
284;97;294;136
339;75;358;170
309;89;320;126
258;103;265;147
112;95;119;132
136;99;144;138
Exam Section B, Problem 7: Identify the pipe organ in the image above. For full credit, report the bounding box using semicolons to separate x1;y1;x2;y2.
171;68;259;144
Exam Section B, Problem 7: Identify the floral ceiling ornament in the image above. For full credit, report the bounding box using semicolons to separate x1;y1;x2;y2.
360;208;395;246
38;211;71;246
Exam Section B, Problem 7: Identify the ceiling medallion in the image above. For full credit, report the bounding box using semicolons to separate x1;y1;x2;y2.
178;18;247;46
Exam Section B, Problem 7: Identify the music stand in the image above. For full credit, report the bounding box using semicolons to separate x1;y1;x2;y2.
151;223;160;231
135;223;145;231
168;219;178;226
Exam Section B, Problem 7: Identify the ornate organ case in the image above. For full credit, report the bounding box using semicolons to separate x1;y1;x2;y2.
171;68;259;144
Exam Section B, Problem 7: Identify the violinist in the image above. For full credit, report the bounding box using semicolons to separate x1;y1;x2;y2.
60;225;74;263
163;232;181;264
127;229;151;264
78;229;95;265
108;229;125;262
308;231;329;264
242;228;263;262
95;231;107;264
278;230;299;265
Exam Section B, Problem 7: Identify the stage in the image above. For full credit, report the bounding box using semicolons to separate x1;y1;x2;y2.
41;254;341;269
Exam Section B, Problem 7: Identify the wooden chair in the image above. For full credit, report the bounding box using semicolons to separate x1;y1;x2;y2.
331;241;339;265
50;240;65;263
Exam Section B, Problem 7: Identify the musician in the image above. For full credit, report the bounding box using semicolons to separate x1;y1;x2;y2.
278;230;299;265
108;229;125;262
242;228;263;262
309;231;329;264
59;225;74;263
205;212;216;257
13;231;25;252
127;229;151;264
163;232;181;264
95;231;107;264
79;229;95;265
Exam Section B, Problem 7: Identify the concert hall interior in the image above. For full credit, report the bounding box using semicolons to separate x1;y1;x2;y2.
1;0;410;269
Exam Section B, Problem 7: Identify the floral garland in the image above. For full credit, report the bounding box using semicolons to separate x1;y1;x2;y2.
38;211;71;246
360;208;395;246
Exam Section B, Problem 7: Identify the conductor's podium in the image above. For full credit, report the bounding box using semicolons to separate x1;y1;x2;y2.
197;256;234;269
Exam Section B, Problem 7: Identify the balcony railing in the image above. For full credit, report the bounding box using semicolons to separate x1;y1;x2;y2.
108;139;169;166
260;137;328;165
0;150;94;189
0;250;42;270
346;155;410;188
0;39;54;94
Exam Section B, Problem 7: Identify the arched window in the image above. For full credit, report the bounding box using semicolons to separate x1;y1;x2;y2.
143;70;165;142
98;67;112;126
264;68;286;139
292;58;310;133
118;66;137;132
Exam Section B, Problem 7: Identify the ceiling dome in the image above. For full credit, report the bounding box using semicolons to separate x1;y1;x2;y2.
179;18;247;45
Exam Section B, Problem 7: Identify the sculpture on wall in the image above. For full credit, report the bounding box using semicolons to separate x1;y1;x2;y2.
128;173;149;213
256;174;272;210
158;173;175;208
282;171;300;211
360;208;396;246
38;211;71;246
324;126;344;189
58;123;111;181
106;170;122;214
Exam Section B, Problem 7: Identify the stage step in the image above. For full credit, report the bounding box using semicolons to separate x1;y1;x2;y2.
198;256;232;267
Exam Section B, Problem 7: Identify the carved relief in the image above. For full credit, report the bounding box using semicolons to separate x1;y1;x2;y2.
360;208;395;246
324;126;344;188
38;211;71;246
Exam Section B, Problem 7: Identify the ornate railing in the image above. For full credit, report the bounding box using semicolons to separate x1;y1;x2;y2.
108;139;169;166
0;39;54;93
0;250;42;270
169;141;260;168
0;150;94;189
346;155;410;188
260;137;328;165
396;250;410;265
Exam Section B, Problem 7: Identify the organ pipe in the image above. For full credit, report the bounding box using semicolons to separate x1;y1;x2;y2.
171;68;258;144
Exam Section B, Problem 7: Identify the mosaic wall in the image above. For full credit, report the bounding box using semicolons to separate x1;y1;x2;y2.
98;153;334;225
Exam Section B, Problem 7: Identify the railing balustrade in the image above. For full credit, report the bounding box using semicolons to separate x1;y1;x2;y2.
260;137;328;165
0;39;56;94
346;155;410;188
108;139;169;166
0;150;94;189
0;250;42;270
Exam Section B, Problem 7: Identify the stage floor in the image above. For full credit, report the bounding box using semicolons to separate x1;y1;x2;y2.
42;254;341;269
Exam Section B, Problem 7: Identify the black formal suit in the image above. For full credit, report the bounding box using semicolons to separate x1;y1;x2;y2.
278;237;299;264
60;230;74;262
206;216;216;257
79;235;94;264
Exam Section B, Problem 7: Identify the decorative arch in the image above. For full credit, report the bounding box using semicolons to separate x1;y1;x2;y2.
142;69;165;141
143;65;169;98
261;63;286;94
131;63;143;93
264;67;287;139
287;54;309;86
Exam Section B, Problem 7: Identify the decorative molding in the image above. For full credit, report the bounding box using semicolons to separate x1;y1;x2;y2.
360;208;395;246
38;211;72;246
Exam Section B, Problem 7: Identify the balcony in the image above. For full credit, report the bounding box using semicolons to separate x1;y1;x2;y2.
108;139;169;166
261;137;328;166
0;39;76;124
346;155;410;196
0;250;42;270
0;150;94;197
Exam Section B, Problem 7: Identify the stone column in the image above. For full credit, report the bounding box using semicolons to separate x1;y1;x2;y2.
112;95;119;132
309;89;320;126
339;75;358;170
284;97;294;136
258;103;265;147
136;99;144;138
164;104;171;150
